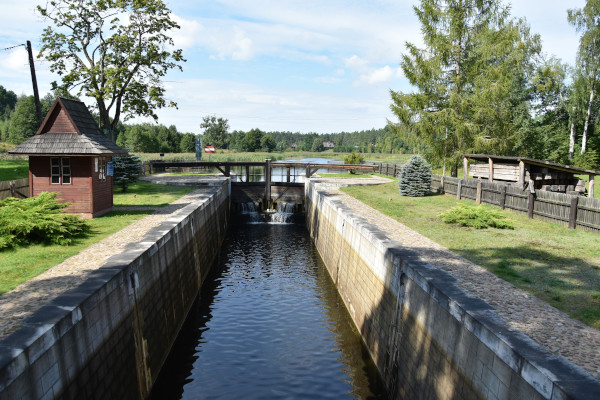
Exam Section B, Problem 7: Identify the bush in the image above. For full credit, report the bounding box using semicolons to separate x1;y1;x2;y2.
398;155;431;197
438;204;514;229
0;192;89;250
344;152;365;174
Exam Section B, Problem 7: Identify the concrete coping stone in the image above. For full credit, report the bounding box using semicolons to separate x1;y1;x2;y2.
307;181;600;400
0;180;229;394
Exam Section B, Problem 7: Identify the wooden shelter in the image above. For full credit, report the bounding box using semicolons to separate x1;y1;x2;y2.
463;154;598;198
9;97;127;217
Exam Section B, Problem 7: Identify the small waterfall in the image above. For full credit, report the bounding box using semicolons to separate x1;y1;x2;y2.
240;202;261;223
237;202;298;224
269;203;295;224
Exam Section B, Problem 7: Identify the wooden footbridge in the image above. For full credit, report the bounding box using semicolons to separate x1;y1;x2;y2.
149;159;378;209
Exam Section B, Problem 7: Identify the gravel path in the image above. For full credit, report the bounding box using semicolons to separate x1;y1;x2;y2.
0;185;221;340
1;174;598;380
310;178;600;380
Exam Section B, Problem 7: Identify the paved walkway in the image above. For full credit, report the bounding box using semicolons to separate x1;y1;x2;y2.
310;177;600;380
0;174;598;380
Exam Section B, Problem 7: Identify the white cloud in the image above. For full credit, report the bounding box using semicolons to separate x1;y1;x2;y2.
169;15;204;49
231;27;254;60
345;55;369;70
357;65;403;85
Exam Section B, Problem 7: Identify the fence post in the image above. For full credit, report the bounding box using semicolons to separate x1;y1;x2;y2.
527;181;535;219
569;196;579;229
457;180;462;200
9;181;15;198
476;182;482;204
393;164;397;177
500;185;507;210
528;192;535;219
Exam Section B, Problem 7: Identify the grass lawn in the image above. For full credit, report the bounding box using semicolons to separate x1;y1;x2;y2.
0;159;29;181
0;180;195;295
318;172;375;178
113;180;194;206
342;180;600;330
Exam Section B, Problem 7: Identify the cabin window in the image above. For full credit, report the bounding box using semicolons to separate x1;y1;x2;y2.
50;157;71;185
98;157;106;183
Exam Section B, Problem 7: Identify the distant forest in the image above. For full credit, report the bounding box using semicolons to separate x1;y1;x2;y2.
0;87;420;156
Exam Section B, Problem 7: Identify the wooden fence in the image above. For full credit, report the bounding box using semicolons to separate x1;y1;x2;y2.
376;162;403;177
0;178;29;200
431;175;600;233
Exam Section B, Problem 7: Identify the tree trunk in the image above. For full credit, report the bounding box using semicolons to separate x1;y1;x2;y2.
97;99;113;142
569;119;576;161
581;88;594;155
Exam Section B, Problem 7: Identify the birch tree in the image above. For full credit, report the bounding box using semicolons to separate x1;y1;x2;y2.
568;0;600;155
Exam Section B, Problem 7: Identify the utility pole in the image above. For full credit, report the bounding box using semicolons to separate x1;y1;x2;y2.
26;40;42;127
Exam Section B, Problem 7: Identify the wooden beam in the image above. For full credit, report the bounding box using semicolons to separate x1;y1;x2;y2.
264;159;271;208
590;174;595;198
518;160;525;186
488;157;494;182
463;156;468;179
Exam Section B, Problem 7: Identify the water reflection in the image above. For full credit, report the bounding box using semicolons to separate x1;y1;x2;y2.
149;223;387;400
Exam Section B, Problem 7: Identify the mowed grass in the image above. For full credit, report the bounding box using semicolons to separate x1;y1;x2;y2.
0;159;29;181
318;172;375;178
0;180;194;295
113;180;194;206
342;180;600;330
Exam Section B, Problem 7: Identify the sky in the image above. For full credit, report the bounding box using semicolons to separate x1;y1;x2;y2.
0;0;587;135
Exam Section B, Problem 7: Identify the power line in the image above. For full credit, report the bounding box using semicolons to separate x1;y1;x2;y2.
1;44;26;52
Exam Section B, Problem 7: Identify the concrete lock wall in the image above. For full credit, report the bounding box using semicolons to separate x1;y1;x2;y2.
305;182;599;400
0;181;230;400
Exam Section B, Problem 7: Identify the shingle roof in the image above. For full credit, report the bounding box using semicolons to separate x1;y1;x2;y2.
55;97;103;135
8;97;127;156
8;132;127;155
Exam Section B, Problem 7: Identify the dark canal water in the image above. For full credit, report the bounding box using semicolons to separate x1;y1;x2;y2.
149;220;387;400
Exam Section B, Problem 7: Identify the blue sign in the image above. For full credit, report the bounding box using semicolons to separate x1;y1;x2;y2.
107;161;114;177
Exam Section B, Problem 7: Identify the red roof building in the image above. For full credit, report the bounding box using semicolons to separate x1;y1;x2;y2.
9;97;127;217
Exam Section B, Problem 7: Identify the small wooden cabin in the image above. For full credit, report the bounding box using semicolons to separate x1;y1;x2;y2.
9;97;127;217
463;154;598;198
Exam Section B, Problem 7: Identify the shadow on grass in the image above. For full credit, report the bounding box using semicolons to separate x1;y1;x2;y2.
453;245;600;329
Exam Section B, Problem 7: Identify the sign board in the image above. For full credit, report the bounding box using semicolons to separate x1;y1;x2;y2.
106;161;114;177
205;146;215;153
195;138;202;161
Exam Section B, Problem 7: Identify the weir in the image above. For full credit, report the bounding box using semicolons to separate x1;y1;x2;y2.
1;175;598;400
150;159;378;211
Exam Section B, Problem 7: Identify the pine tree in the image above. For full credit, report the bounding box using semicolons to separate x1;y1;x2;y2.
113;154;141;192
398;155;432;197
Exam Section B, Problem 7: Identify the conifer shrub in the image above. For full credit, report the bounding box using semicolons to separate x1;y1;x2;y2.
344;152;365;174
113;154;141;192
398;155;431;196
0;192;89;250
439;204;514;229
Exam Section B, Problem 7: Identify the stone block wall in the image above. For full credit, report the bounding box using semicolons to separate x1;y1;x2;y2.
0;182;229;400
305;182;598;400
